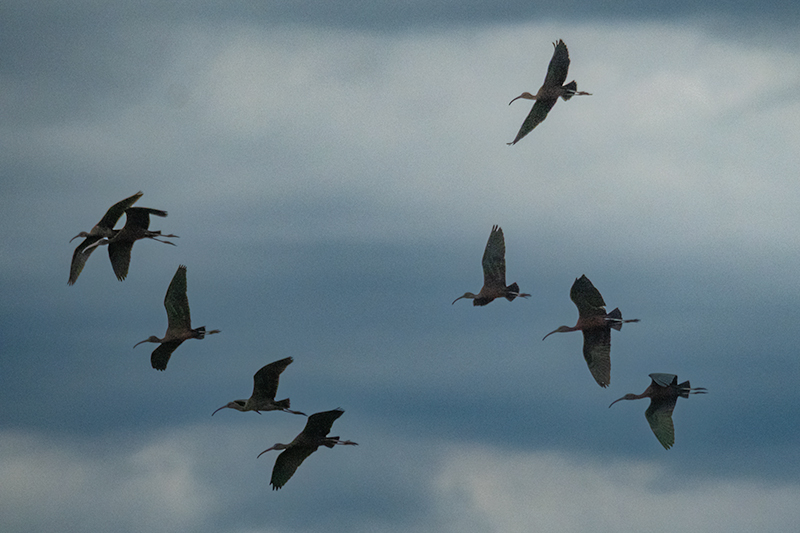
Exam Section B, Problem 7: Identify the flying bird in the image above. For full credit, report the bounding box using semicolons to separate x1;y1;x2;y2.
212;357;306;416
453;225;531;306
134;265;220;370
68;191;143;285
542;275;639;387
257;408;357;490
105;207;179;281
610;373;707;449
508;39;591;145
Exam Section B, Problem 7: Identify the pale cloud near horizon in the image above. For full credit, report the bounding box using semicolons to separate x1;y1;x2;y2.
437;445;800;533
4;425;799;533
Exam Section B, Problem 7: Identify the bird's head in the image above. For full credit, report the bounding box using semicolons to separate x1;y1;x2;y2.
608;394;640;408
509;92;536;105
133;336;161;348
257;443;289;458
452;292;476;305
542;326;572;340
211;400;246;416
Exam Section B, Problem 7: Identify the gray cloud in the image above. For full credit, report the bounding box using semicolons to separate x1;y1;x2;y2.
2;13;800;533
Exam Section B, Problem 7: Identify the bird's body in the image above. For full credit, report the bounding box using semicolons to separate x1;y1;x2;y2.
258;408;357;490
610;373;707;449
134;265;219;370
212;357;306;416
508;39;591;145
542;275;639;387
453;225;531;306
69;192;143;285
105;207;178;281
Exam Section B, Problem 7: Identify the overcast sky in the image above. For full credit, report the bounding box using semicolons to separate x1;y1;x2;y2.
2;2;800;532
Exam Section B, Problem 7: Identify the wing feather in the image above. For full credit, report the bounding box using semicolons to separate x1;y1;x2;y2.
482;225;507;289
151;340;183;371
645;397;678;449
543;39;570;88
570;275;607;318
252;357;293;401
270;446;317;489
582;327;611;387
164;265;192;332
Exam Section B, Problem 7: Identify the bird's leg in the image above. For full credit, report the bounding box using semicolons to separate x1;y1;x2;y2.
82;238;109;252
148;234;179;245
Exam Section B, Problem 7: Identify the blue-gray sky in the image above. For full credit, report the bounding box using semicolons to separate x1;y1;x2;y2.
2;2;800;532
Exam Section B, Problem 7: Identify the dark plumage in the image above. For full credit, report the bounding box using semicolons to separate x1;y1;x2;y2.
257;408;357;490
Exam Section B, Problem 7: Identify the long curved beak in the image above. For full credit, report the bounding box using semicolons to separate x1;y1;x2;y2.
133;339;150;349
211;405;228;416
542;329;559;341
69;234;82;243
257;446;277;459
451;296;465;305
608;397;625;408
508;92;535;105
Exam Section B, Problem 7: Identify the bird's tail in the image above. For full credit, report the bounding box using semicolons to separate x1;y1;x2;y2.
562;81;578;100
678;380;708;398
505;282;531;302
607;308;624;330
606;308;640;331
506;283;521;301
561;81;591;100
193;327;220;339
274;398;291;410
323;437;340;448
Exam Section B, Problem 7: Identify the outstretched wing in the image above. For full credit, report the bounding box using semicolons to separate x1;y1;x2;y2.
582;327;611;387
482;225;507;289
303;409;344;440
649;373;677;388
122;207;168;231
508;98;557;145
151;340;183;371
570;275;607;318
164;265;192;333
96;192;143;230
270;446;317;490
69;236;104;285
108;240;134;281
253;357;294;401
645;397;678;450
543;39;570;88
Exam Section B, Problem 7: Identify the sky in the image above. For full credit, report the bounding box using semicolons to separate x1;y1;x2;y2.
2;1;800;532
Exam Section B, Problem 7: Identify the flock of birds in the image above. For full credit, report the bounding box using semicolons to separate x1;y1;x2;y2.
68;39;706;490
69;191;357;489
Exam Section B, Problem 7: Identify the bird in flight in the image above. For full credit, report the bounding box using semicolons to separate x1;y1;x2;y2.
508;39;591;145
610;373;707;449
134;265;219;370
543;275;638;387
453;225;531;306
